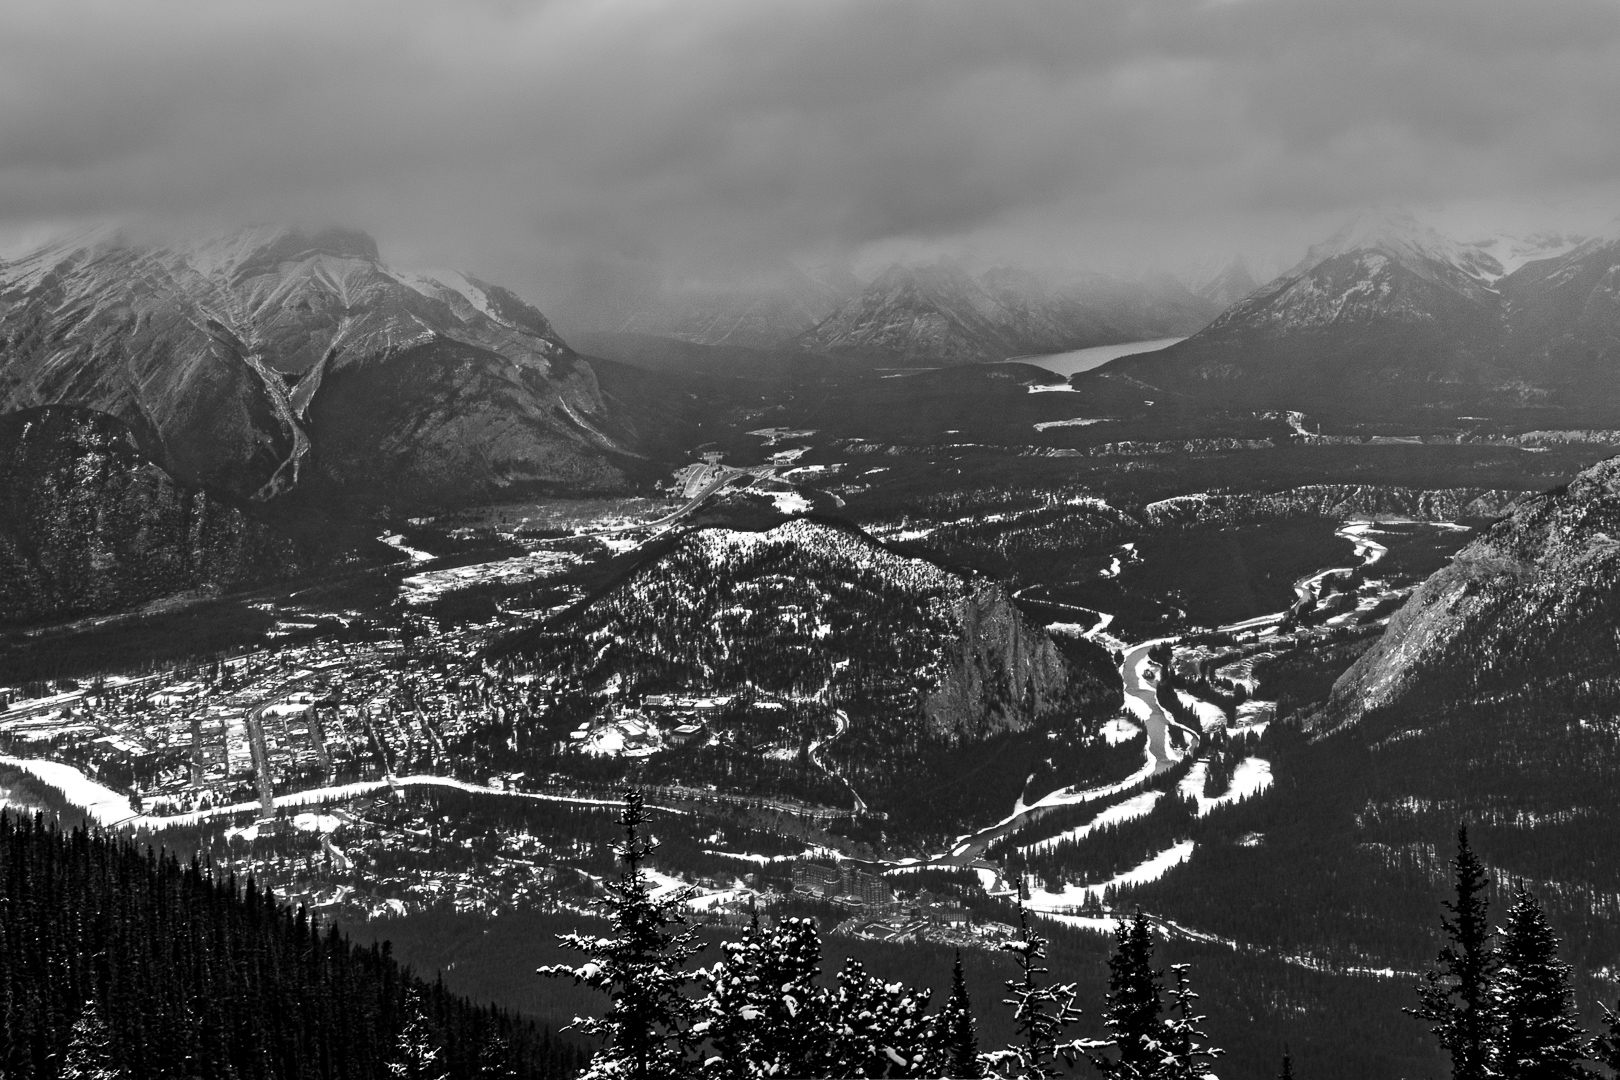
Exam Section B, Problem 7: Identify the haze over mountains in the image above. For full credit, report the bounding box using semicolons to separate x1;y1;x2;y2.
613;259;1221;365
1099;211;1620;417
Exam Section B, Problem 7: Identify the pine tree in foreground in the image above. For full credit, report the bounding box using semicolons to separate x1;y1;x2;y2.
827;957;942;1077
1093;910;1165;1078
1159;963;1222;1079
1491;884;1589;1079
389;987;450;1080
1410;824;1498;1080
59;1000;124;1080
985;904;1087;1079
940;951;986;1079
1277;1049;1294;1080
542;788;701;1080
693;914;829;1078
1593;998;1620;1074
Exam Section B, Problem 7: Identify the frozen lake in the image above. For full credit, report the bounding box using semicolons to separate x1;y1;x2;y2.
1009;336;1188;378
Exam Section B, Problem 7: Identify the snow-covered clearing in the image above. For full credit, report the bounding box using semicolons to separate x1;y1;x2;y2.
1019;791;1162;855
1099;717;1142;746
1176;691;1228;733
1023;841;1196;910
399;549;580;605
769;490;813;514
0;756;137;826
379;534;435;564
1027;383;1077;393
1176;758;1272;816
291;812;344;834
1033;417;1111;432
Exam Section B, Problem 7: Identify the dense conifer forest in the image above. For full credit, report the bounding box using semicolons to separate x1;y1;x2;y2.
0;811;584;1080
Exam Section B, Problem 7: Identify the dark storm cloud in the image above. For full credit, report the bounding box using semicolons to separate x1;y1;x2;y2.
4;0;1620;320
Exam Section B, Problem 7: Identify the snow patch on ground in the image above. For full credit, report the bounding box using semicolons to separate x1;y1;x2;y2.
1033;417;1112;432
1176;692;1228;733
1019;791;1162;855
291;812;344;833
1176;758;1272;816
770;490;813;515
1023;840;1196;910
379;534;435;564
0;756;138;826
1099;717;1142;746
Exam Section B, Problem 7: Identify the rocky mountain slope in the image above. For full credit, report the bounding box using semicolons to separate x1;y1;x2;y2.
1194;258;1259;309
0;406;309;625
0;226;638;509
1325;453;1620;726
798;261;1217;365
1096;212;1620;416
518;517;1115;743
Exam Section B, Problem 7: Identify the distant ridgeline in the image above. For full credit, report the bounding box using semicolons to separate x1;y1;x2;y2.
0;811;583;1080
0;406;313;626
500;518;1122;832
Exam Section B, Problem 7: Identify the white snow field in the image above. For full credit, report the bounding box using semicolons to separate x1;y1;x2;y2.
1023;840;1196;911
1018;790;1163;855
1176;757;1273;816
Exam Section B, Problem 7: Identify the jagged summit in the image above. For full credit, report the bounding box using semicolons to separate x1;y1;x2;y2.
0;224;633;507
1091;212;1620;414
1194;257;1259;308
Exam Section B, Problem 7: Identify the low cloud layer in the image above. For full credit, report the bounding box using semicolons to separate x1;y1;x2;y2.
5;0;1620;325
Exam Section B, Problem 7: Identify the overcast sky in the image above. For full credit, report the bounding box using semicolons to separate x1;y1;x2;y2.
4;0;1620;326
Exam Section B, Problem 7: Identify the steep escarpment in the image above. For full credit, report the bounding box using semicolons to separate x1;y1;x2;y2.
0;226;636;510
514;518;1115;742
1324;455;1620;727
0;406;309;625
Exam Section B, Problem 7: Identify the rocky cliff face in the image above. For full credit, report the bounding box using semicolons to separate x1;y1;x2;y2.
1324;455;1620;727
926;580;1074;741
0;406;309;625
0;226;634;509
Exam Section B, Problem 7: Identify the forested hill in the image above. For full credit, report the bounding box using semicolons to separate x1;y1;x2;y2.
0;811;583;1080
512;517;1119;743
1327;452;1620;727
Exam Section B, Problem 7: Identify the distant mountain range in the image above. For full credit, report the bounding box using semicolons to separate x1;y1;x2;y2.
615;260;1222;365
0;226;642;510
1095;211;1618;416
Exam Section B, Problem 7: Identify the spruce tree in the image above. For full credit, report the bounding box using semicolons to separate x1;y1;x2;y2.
542;788;700;1080
1410;824;1498;1080
1160;963;1223;1079
940;951;985;1079
389;987;449;1080
693;916;828;1079
987;905;1086;1079
1093;910;1165;1078
1491;884;1589;1079
826;957;941;1077
59;1000;123;1080
1278;1049;1294;1080
1592;998;1620;1073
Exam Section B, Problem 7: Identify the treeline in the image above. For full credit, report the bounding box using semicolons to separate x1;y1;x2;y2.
0;810;584;1080
547;790;1226;1079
